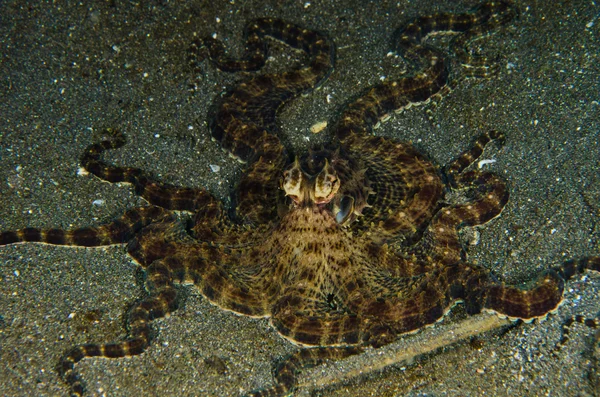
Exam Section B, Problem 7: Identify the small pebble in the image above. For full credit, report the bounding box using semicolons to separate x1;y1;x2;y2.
310;121;327;134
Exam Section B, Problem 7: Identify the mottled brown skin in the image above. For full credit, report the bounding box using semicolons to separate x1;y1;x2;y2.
1;2;599;397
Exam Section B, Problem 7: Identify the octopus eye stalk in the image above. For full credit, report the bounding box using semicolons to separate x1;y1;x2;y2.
314;159;340;204
282;157;304;204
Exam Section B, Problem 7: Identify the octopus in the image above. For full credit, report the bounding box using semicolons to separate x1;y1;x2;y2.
1;1;598;396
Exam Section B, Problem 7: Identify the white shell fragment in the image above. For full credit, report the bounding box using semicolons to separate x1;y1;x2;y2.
477;159;496;168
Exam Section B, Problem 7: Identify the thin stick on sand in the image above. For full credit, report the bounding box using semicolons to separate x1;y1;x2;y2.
298;313;513;394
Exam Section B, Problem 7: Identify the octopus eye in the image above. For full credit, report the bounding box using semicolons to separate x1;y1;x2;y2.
314;159;340;204
282;158;304;201
335;195;355;224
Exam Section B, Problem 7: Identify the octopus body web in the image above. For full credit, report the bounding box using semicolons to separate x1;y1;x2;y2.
1;2;598;396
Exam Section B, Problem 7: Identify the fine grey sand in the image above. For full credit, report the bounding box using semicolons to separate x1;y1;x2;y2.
0;1;598;396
